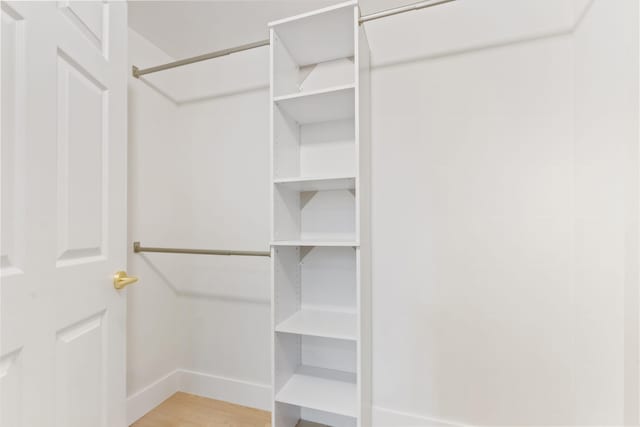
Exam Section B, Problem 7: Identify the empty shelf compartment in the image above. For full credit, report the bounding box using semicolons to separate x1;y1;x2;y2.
269;2;355;67
273;181;356;243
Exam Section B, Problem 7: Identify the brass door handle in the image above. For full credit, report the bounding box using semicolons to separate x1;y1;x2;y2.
114;271;139;290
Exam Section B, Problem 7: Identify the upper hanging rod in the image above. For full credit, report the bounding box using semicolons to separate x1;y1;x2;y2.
132;0;455;78
132;39;270;78
358;0;454;23
133;241;271;257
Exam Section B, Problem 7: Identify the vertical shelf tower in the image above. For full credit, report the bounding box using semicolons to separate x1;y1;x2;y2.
269;2;370;426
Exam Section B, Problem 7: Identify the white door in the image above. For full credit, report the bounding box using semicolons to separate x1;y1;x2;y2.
1;1;128;426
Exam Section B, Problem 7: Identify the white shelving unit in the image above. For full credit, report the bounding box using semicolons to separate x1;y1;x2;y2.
270;2;370;426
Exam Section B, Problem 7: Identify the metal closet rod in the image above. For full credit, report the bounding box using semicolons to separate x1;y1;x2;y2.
132;0;455;78
133;241;271;257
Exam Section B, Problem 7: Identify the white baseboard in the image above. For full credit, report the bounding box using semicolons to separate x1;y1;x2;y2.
127;371;466;427
126;369;270;424
372;406;470;427
179;369;271;411
126;370;180;425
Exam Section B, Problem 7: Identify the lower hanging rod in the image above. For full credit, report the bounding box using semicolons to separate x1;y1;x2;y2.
131;0;455;78
133;241;270;257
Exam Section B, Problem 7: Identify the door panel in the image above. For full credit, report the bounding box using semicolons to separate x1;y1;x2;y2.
56;49;107;265
1;4;28;426
58;1;107;55
1;1;26;277
55;310;107;427
0;348;22;427
0;1;128;426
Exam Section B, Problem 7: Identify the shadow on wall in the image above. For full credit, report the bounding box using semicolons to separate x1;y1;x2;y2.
134;252;270;305
137;76;268;106
132;44;270;104
368;0;595;69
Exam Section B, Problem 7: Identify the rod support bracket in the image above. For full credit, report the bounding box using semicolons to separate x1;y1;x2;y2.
132;66;140;79
133;241;141;253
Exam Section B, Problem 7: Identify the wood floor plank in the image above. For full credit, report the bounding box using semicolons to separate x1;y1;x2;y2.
131;392;271;427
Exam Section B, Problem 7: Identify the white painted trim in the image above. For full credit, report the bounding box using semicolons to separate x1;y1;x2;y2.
372;406;471;427
126;372;473;427
126;369;271;423
179;369;272;412
126;370;180;425
637;0;640;422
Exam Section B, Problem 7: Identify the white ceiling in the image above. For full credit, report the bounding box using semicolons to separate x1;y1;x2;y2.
128;0;418;59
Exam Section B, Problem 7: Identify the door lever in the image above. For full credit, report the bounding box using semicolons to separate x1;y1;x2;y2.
113;271;139;290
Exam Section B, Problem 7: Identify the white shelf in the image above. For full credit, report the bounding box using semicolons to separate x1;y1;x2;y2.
274;176;355;192
271;240;358;247
276;309;357;341
275;85;355;124
269;1;355;66
273;84;354;103
275;369;357;418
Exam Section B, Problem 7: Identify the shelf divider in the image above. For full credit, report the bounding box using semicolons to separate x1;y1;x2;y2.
274;85;355;124
274;176;356;192
276;309;357;341
275;370;357;418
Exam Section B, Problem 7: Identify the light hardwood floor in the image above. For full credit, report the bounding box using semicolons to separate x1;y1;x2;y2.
132;392;327;427
131;392;271;427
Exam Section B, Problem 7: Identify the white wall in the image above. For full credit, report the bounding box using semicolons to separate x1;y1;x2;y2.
366;0;638;425
126;0;639;425
174;66;272;406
